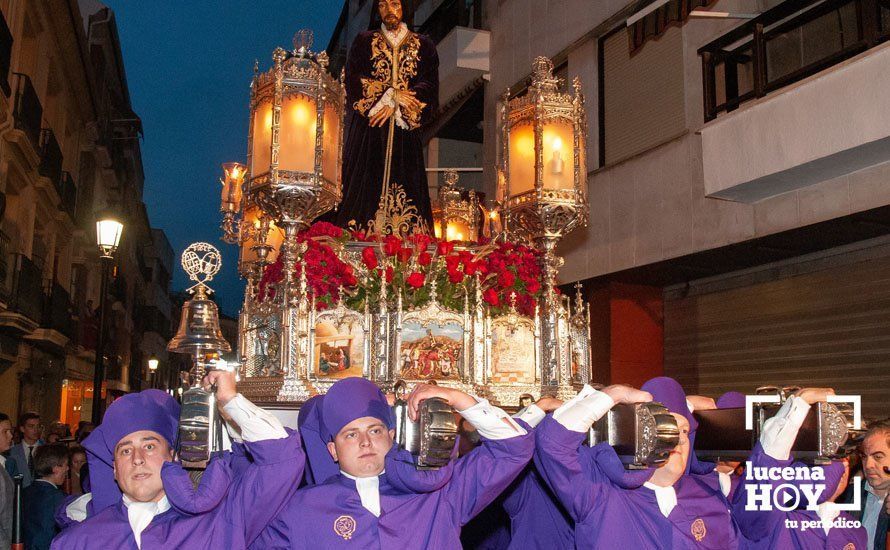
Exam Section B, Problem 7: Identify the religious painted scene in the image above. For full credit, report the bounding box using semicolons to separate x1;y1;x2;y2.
0;0;888;549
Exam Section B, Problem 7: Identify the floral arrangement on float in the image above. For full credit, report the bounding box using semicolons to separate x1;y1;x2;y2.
257;221;546;317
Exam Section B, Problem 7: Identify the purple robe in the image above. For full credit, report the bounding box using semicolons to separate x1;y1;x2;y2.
501;464;574;550
50;434;304;549
535;416;743;549
332;28;438;229
254;431;533;549
732;443;867;549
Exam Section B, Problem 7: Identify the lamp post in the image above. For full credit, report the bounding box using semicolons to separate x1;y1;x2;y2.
92;215;123;424
147;354;159;389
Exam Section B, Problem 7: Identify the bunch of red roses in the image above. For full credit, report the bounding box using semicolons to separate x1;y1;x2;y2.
257;222;548;318
479;241;544;317
353;233;471;310
257;222;357;310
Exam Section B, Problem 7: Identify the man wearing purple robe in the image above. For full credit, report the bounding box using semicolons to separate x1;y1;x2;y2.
493;397;575;550
51;371;303;549
460;397;574;550
688;391;747;502
333;0;438;229
254;377;533;549
535;377;744;549
731;387;867;549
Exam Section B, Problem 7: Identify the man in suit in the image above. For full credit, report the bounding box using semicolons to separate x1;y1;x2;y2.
857;419;890;550
0;412;16;549
22;443;67;550
7;411;43;487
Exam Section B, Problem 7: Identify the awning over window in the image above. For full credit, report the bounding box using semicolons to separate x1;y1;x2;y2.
628;0;716;54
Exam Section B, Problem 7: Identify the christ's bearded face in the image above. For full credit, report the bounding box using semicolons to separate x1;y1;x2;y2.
378;0;403;30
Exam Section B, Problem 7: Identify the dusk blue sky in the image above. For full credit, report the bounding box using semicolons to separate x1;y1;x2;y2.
107;1;343;316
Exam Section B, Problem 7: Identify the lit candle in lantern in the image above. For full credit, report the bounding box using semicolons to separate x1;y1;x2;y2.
446;224;458;242
550;136;564;175
221;162;246;213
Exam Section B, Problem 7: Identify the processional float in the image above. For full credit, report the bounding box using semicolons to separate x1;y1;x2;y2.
219;32;593;408
200;30;861;469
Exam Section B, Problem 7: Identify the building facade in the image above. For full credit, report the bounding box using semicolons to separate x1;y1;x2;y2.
0;0;174;430
482;0;890;417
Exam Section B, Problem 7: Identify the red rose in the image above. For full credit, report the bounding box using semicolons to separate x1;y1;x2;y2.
437;241;455;256
406;272;425;288
498;270;516;288
518;294;537;316
361;246;378;270
383;235;402;256
448;268;464;284
385;266;394;283
417;252;432;266
525;279;541;294
412;234;433;251
463;260;478;276
397;247;413;263
483;288;500;306
445;255;461;271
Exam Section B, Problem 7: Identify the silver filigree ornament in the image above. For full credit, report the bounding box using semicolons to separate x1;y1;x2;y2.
181;242;223;293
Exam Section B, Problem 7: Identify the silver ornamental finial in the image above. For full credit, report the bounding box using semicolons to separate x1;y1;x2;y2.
531;56;559;93
443;170;459;187
293;29;314;57
181;242;222;292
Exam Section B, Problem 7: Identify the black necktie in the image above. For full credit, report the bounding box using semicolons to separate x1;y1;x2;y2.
27;445;35;478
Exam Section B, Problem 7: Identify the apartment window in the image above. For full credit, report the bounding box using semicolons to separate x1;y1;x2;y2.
598;25;686;167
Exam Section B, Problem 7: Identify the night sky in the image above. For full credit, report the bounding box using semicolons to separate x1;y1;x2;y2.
107;1;343;316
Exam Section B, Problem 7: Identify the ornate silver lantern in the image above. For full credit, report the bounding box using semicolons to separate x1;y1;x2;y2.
434;170;481;242
247;29;346;301
498;57;589;397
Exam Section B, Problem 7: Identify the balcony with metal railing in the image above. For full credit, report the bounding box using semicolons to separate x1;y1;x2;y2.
698;0;890;202
58;171;77;220
0;254;44;332
12;74;43;154
700;0;890;122
40;281;74;341
39;128;63;188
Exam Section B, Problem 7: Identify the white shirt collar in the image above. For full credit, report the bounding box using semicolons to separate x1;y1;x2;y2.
122;494;171;549
0;455;5;468
341;470;382;517
717;470;733;498
643;482;678;518
816;502;841;535
380;22;408;47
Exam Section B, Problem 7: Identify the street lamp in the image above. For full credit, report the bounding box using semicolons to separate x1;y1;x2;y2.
148;354;159;388
91;214;123;424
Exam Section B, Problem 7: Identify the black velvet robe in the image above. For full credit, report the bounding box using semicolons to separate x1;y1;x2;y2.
332;28;438;230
